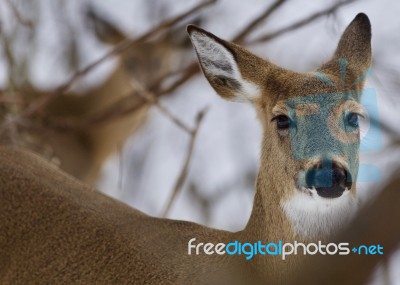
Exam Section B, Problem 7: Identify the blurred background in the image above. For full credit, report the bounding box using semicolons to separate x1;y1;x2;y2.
0;0;399;284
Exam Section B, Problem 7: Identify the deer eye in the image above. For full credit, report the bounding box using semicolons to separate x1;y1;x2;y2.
346;112;359;128
272;115;291;129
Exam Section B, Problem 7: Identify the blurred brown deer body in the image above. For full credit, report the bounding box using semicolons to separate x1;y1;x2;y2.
0;14;371;284
5;11;191;184
24;65;147;184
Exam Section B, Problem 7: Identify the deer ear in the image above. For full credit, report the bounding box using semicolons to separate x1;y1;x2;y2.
86;7;125;45
333;13;372;73
187;25;261;101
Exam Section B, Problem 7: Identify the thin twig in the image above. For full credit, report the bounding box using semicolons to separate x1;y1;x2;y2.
128;77;209;219
0;33;17;89
132;78;192;133
5;0;34;29
233;0;287;44
154;0;354;96
23;0;217;117
154;0;288;96
41;0;353;132
148;0;287;94
130;77;209;218
156;0;322;95
148;67;189;94
249;0;357;44
161;107;209;218
155;62;200;96
144;97;192;133
36;0;315;129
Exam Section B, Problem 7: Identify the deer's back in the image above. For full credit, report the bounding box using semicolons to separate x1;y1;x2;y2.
0;147;232;284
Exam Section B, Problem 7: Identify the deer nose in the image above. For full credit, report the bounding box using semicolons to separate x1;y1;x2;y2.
305;163;352;198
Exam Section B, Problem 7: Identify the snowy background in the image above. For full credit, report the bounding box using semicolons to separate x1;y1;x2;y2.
1;0;399;284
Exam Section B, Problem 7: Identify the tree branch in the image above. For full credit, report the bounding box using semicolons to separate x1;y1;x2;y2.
23;0;217;117
5;0;34;29
249;0;357;45
233;0;287;44
161;107;208;218
37;1;356;134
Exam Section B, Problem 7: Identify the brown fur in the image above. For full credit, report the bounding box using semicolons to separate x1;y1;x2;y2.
2;12;191;185
0;14;371;284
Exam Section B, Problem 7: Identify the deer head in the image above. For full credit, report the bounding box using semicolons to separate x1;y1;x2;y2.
87;7;193;87
2;8;196;185
188;13;372;240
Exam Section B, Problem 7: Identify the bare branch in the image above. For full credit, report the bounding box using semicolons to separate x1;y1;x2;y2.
148;0;288;95
153;0;289;96
128;76;193;133
23;0;217;117
135;91;192;134
152;0;288;95
5;0;34;29
249;0;357;45
161;107;209;218
130;78;209;217
153;62;200;96
37;0;358;134
0;33;17;89
233;0;287;44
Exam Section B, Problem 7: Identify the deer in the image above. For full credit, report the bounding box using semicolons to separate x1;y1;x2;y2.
2;8;193;185
0;13;371;284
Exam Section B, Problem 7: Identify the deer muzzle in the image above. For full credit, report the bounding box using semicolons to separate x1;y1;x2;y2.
304;162;352;198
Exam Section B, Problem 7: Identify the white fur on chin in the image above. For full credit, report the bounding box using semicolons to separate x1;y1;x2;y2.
281;188;358;239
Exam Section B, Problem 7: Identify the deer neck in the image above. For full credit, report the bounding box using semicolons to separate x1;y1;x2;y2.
235;161;297;283
242;163;296;244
